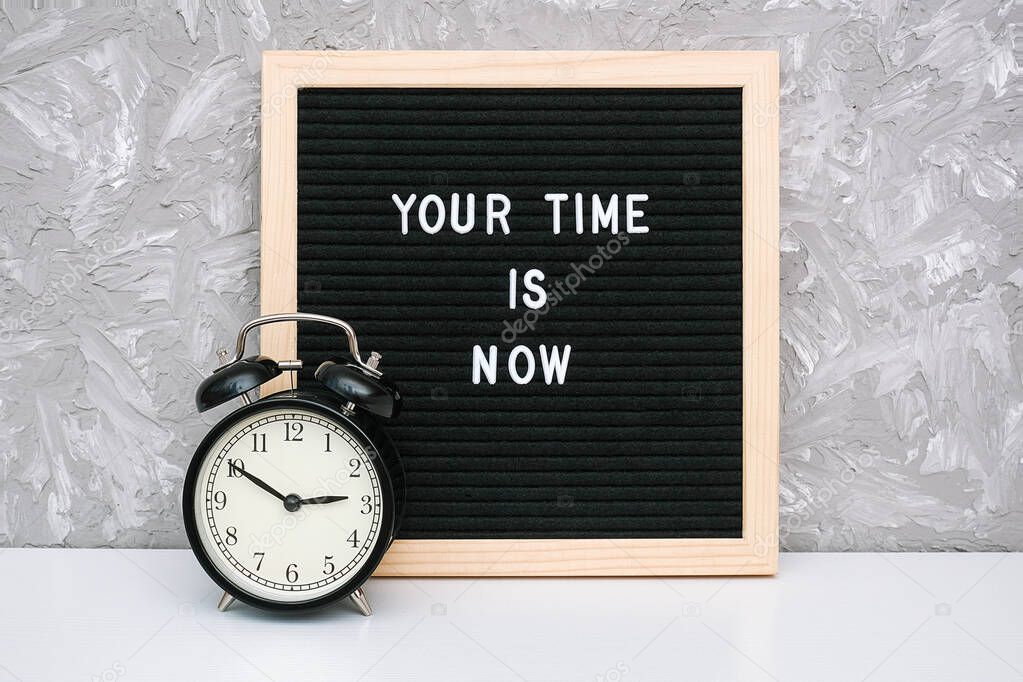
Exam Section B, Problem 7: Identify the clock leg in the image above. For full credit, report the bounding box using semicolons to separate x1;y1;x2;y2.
349;587;372;617
217;591;236;612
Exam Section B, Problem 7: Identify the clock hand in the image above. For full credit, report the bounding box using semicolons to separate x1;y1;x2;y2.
298;495;349;505
234;468;288;503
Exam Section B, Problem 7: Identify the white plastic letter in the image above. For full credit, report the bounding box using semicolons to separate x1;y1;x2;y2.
472;345;498;385
508;346;535;385
545;193;568;235
574;193;584;234
508;268;517;309
419;194;445;234
392;194;417;235
487;194;511;234
626;194;649;234
592;194;619;234
539;344;571;385
451;193;475;234
522;269;547;310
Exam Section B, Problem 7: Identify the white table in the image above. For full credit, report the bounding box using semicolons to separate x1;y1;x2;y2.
0;550;1019;681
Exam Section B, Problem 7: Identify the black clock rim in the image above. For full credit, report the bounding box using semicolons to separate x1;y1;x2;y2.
183;393;397;613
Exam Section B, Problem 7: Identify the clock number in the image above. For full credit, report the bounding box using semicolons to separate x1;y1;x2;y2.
213;490;227;510
251;433;266;453
361;495;372;514
284;422;303;441
225;526;238;545
324;433;332;452
253;552;265;571
348;530;359;548
286;563;299;583
227;459;245;477
323;556;335;575
349;458;362;477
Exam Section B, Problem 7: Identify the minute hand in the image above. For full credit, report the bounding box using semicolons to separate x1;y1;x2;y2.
235;468;288;502
298;495;348;505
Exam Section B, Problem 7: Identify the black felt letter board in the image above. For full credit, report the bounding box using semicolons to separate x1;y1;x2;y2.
296;87;742;539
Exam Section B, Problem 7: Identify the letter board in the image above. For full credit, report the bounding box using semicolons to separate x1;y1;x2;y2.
260;51;779;575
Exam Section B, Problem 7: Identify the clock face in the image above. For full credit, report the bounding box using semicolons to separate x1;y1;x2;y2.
187;404;390;606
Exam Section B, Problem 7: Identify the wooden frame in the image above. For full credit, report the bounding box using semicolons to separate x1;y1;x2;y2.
260;51;779;576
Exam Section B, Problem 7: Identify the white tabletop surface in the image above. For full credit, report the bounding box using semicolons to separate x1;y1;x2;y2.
0;549;1019;682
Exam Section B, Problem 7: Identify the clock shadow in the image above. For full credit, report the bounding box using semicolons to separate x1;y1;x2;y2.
210;597;368;622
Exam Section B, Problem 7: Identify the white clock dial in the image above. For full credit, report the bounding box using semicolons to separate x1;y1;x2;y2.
192;407;384;603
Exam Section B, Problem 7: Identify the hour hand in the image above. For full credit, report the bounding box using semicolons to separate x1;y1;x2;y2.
235;468;287;502
298;495;348;505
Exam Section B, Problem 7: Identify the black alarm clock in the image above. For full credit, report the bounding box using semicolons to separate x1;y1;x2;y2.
183;313;404;615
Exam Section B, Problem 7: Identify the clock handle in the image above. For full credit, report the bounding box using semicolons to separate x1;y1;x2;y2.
232;312;382;378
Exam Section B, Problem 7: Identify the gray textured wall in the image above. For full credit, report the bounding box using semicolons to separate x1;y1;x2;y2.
0;2;1019;551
